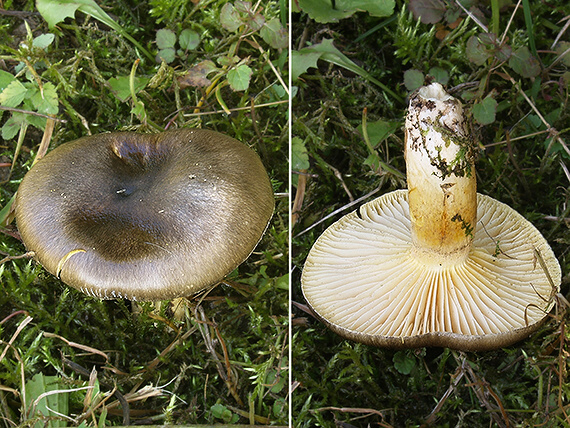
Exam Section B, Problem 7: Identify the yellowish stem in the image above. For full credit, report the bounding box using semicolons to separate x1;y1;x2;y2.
405;83;477;263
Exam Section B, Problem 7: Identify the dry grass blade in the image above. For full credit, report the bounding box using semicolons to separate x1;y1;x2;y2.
144;327;196;372
32;117;56;166
42;332;109;362
182;100;288;117
291;171;307;226
533;247;568;312
501;70;570;158
453;353;511;428
62;357;130;425
0;252;34;266
0;107;66;122
454;0;488;32
29;386;93;422
551;15;570;48
423;362;466;425
226;404;271;424
0;315;32;363
0;315;32;419
194;305;243;406
315;406;393;428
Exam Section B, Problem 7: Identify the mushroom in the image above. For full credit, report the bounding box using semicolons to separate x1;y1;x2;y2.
15;129;274;301
301;83;561;351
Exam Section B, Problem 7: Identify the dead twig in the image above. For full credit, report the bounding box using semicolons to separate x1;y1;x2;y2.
500;69;570;159
315;406;393;428
423;361;466;425
291;171;307;226
452;352;512;428
194;304;243;406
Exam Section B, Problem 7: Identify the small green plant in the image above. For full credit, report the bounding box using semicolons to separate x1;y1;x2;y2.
0;25;59;181
393;8;436;67
36;0;154;61
155;28;201;64
211;403;239;424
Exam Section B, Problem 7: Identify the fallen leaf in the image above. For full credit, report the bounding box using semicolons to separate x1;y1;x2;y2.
177;60;218;89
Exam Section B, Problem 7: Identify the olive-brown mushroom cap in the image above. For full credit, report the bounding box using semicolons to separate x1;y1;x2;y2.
301;190;561;351
16;129;274;301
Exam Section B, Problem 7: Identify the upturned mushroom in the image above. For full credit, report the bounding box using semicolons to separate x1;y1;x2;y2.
16;129;274;301
301;83;561;351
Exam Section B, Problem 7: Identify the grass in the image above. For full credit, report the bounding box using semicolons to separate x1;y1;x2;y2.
292;0;570;427
0;0;288;426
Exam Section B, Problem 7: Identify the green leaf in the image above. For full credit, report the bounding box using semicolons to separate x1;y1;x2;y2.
177;60;218;88
509;46;540;78
408;0;446;24
260;18;288;50
496;43;512;63
363;153;380;170
298;0;395;23
393;351;415;375
297;0;349;23
131;100;146;119
36;0;84;28
292;137;310;171
265;368;286;393
0;79;28;107
466;34;491;66
220;3;241;32
211;403;235;423
403;69;424;92
466;33;512;66
292;137;310;187
156;28;176;49
32;33;55;49
472;96;497;125
179;29;200;50
26;111;48;131
0;194;16;227
25;373;69;428
526;113;542;130
275;273;289;290
157;48;176;64
108;76;149;102
358;119;399;148
2;114;26;140
29;82;59;114
36;0;127;37
227;64;252;91
291;49;321;81
563;71;570;88
555;42;570;67
294;39;403;103
234;1;265;31
272;397;287;418
249;13;265;31
217;54;237;67
266;83;287;102
292;49;322;81
428;66;449;85
0;70;16;92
